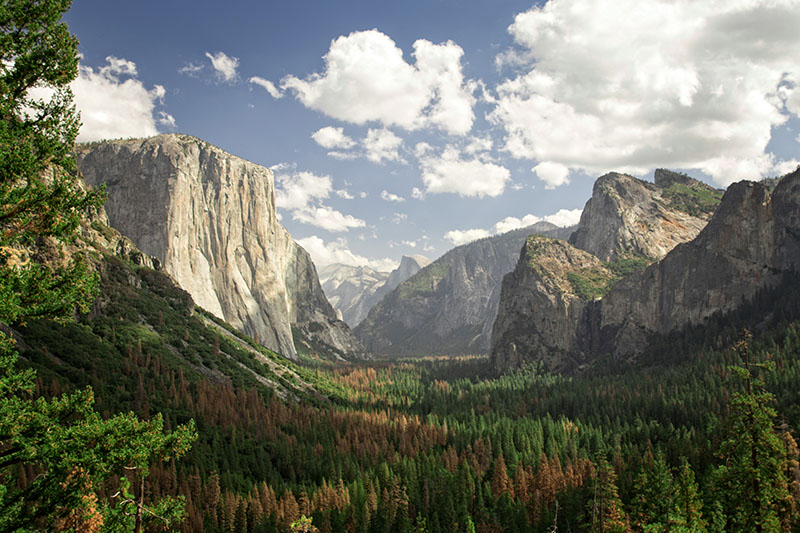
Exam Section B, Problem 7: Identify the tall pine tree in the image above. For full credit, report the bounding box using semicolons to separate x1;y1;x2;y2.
0;1;195;530
713;332;791;531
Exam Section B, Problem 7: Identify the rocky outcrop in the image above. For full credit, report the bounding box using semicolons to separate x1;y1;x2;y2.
355;222;573;356
320;255;430;328
491;168;800;373
77;134;364;361
569;170;720;262
490;236;610;372
598;176;788;358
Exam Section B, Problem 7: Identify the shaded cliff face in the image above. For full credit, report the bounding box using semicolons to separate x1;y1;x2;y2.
491;236;609;372
569;170;721;262
355;222;573;356
491;168;800;373
77;134;364;361
320;255;431;328
599;178;783;359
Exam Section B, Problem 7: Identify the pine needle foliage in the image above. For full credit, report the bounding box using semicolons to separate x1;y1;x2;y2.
0;1;196;531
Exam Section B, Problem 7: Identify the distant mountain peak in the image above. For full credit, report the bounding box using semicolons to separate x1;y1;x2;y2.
320;255;430;328
355;223;573;356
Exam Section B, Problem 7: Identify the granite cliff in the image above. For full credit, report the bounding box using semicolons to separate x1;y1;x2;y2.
569;169;721;262
490;236;610;371
320;255;430;328
355;222;573;356
77;134;364;361
491;168;800;373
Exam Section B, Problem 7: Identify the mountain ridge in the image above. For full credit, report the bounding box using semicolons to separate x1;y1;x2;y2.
355;222;574;356
491;168;800;373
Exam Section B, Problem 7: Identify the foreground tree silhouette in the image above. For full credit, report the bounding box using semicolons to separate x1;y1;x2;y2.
713;332;793;531
0;0;195;530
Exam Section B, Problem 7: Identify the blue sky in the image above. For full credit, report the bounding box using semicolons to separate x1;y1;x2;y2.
64;0;800;271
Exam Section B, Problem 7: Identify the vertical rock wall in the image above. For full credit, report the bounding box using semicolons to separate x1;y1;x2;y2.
77;134;364;360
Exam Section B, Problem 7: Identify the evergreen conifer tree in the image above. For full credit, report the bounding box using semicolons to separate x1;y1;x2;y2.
587;457;628;533
713;332;791;531
0;1;195;530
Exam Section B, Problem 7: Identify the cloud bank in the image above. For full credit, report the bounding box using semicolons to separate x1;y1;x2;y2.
491;0;800;186
418;145;510;198
297;236;397;272
274;170;365;232
444;208;583;246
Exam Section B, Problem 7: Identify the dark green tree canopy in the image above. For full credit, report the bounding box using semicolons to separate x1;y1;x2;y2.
0;1;196;531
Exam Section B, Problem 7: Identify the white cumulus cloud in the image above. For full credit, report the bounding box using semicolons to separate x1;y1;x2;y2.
249;76;282;98
419;145;510;197
281;29;476;134
490;0;800;186
445;208;582;248
380;190;405;203
69;56;171;142
291;206;365;232
312;126;355;149
275;170;364;232
543;208;583;228
297;236;397;271
444;229;491;247
493;215;543;235
492;209;582;233
533;161;570;189
205;51;239;83
275;171;332;211
364;128;404;164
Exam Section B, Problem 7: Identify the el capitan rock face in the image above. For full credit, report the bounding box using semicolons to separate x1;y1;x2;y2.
77;134;364;361
355;222;573;356
491;168;800;373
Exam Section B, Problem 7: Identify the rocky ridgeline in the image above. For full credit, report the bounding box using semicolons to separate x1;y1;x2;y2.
320;255;430;328
77;134;364;361
491;168;800;373
355;222;573;356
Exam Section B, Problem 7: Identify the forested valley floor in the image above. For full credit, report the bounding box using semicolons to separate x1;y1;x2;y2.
16;253;800;532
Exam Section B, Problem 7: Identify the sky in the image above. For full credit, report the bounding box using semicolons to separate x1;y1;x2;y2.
64;0;800;272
